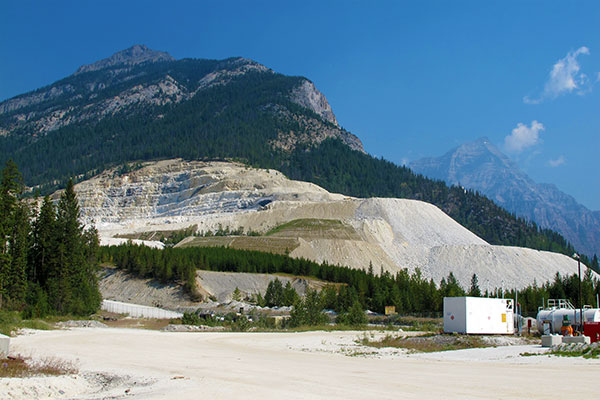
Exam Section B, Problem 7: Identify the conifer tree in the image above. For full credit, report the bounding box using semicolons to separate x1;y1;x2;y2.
0;159;24;309
282;281;299;306
52;179;101;314
469;273;481;297
7;202;30;308
31;196;58;287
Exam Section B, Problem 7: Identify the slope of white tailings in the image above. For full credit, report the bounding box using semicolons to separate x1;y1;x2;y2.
72;159;583;289
356;198;488;248
425;245;578;292
354;198;487;271
351;198;579;289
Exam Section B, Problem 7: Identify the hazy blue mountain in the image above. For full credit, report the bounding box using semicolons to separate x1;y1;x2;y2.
410;137;600;257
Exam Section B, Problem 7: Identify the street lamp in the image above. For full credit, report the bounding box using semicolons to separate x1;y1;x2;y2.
573;253;583;333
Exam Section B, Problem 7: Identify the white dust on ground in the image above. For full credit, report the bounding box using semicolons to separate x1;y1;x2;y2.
74;159;582;290
2;328;599;399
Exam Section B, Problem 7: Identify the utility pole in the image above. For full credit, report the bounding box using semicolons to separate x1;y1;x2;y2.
573;253;583;333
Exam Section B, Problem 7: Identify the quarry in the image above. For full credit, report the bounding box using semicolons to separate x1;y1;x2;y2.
2;150;597;400
2;27;599;400
2;158;595;400
71;159;580;291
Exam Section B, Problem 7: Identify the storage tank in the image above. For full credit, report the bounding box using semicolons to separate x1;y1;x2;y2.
536;307;600;334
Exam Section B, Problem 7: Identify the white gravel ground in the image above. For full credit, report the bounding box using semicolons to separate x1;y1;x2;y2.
2;328;599;399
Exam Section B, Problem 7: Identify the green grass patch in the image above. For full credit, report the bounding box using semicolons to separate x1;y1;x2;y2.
0;311;55;336
521;346;600;359
551;346;600;359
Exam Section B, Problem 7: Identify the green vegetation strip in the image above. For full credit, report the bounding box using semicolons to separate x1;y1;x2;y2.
101;240;600;316
0;311;54;336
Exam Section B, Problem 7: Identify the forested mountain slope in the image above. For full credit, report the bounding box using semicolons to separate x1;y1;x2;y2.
0;45;589;266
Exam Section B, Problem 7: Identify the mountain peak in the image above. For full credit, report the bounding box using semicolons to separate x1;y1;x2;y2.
410;137;518;188
411;138;600;257
74;44;174;75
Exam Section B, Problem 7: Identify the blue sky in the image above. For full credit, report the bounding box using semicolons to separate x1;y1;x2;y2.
1;1;599;209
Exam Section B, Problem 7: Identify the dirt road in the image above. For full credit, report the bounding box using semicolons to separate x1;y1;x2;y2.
4;328;599;399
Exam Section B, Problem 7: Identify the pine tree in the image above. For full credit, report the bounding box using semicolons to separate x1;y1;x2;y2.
53;179;101;314
0;160;24;309
336;299;367;326
289;288;327;327
31;196;58;287
7;202;30;308
264;278;284;307
469;273;481;297
282;281;299;306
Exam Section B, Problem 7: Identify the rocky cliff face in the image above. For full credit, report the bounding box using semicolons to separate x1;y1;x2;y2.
290;80;338;126
67;159;581;290
410;137;600;257
75;44;174;75
0;45;363;154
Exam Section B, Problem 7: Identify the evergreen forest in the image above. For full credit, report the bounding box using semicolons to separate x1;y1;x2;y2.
0;58;596;265
0;161;101;317
102;241;600;317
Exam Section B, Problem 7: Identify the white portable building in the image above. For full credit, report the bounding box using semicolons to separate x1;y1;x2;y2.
0;333;9;358
444;297;514;334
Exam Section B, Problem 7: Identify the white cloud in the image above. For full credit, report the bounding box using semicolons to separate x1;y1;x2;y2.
504;121;544;153
524;47;591;104
548;155;566;167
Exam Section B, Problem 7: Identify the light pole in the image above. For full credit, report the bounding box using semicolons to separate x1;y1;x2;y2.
573;253;583;333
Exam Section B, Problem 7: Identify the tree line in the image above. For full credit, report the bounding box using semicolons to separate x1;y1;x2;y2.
0;161;101;317
101;241;600;316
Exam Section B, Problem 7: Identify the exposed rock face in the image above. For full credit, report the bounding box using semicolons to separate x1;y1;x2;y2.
74;44;174;75
69;159;581;290
0;84;76;114
290;80;338;126
70;159;344;225
269;103;364;153
0;46;364;156
196;57;271;90
410;137;600;257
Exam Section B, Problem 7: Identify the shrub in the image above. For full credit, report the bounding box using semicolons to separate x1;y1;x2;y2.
336;300;367;326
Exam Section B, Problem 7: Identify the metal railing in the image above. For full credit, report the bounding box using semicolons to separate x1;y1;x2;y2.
544;298;575;310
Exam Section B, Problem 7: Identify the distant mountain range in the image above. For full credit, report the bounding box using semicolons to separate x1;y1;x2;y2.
410;137;600;258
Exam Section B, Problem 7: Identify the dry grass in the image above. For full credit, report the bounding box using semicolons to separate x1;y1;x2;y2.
266;218;360;240
359;333;491;353
173;219;359;254
0;355;78;378
95;311;173;330
114;225;197;241
178;236;299;255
